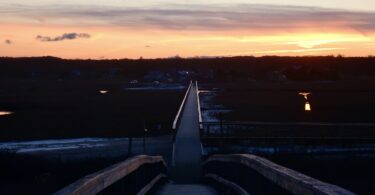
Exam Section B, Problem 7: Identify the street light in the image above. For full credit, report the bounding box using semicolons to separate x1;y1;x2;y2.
299;92;312;112
99;90;108;94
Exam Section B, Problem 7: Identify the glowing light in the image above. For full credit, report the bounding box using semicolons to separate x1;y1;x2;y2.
0;111;13;116
299;92;312;111
99;90;108;94
305;102;312;111
298;92;311;100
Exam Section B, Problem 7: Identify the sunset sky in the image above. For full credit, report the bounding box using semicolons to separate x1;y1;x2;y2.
1;0;375;59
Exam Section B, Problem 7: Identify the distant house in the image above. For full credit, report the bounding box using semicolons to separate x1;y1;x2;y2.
143;71;167;82
177;70;193;82
266;71;287;82
108;68;119;78
177;70;189;75
129;80;139;84
205;69;215;79
70;69;81;77
30;70;41;78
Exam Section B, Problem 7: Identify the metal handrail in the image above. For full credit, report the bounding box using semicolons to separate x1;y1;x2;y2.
196;81;203;130
172;81;193;130
203;154;355;195
54;155;166;195
200;121;375;127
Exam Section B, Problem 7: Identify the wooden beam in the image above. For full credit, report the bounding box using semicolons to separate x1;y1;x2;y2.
204;154;355;195
54;155;166;195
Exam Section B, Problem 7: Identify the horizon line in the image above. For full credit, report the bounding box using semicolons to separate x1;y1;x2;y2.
1;54;375;61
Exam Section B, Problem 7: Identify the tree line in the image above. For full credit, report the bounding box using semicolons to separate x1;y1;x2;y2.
0;56;374;81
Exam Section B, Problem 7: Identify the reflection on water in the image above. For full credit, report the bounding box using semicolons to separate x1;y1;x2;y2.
0;111;13;116
305;102;311;111
99;90;108;94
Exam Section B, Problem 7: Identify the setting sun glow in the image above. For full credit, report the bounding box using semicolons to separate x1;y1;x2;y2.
1;1;375;59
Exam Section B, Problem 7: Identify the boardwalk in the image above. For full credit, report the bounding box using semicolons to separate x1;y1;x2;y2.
157;83;218;194
54;81;354;195
172;84;203;183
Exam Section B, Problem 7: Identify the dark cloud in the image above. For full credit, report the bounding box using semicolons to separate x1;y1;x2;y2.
3;4;375;33
61;5;375;33
4;39;12;45
36;33;90;42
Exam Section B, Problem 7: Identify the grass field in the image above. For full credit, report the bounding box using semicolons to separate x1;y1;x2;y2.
0;152;127;194
0;80;185;140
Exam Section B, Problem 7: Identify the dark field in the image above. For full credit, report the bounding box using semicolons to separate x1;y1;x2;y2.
0;152;127;194
1;57;375;194
0;80;185;141
200;81;375;194
207;81;375;123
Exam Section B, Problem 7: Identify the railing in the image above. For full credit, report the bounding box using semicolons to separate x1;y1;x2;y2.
54;155;167;195
196;81;203;130
172;81;193;130
200;121;375;144
203;154;354;195
201;121;375;127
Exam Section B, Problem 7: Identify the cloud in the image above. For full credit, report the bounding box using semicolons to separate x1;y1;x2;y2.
2;3;375;33
36;33;90;42
4;39;12;45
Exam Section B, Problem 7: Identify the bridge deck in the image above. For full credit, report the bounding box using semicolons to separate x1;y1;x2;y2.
172;84;202;182
54;81;354;195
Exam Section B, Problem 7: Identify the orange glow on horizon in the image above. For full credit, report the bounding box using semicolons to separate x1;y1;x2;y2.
1;23;374;59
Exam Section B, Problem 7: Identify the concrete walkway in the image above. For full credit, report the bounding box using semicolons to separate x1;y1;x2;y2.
157;183;218;195
158;83;217;195
172;85;203;183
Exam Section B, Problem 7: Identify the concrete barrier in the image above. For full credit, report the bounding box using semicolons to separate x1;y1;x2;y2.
203;154;355;195
54;155;166;195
